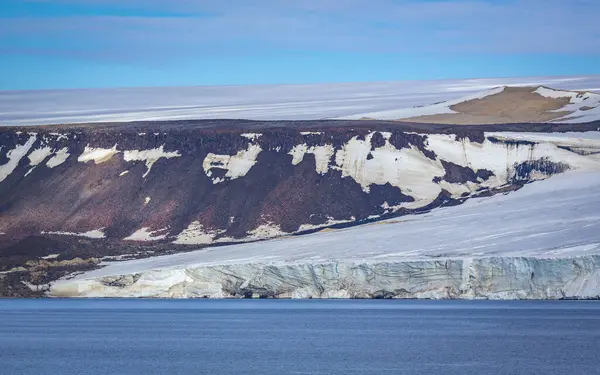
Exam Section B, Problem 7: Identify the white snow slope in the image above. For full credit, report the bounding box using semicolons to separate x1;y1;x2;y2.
2;76;600;126
535;87;600;123
50;171;600;299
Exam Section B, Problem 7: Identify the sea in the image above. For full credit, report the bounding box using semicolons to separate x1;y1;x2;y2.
1;299;599;375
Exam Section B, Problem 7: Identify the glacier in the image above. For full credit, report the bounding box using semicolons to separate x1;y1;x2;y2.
49;171;600;299
2;76;600;126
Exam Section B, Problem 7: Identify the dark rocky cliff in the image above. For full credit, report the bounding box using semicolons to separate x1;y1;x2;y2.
1;119;598;296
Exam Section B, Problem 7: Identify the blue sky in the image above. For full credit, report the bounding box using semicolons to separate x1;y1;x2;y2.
1;0;599;90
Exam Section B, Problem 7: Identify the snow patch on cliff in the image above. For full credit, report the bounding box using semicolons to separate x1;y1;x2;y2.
334;132;444;204
289;144;335;175
42;229;106;239
49;133;68;141
241;133;262;140
247;223;287;240
40;254;60;260
124;227;168;242
203;143;262;184
46;147;70;168
27;147;53;166
427;132;600;189
78;145;120;164
123;145;181;178
0;134;36;183
173;222;225;245
24;146;54;176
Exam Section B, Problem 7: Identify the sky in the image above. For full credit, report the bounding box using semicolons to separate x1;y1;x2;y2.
1;0;600;90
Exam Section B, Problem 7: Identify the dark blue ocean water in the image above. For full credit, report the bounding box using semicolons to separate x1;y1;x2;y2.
1;299;599;375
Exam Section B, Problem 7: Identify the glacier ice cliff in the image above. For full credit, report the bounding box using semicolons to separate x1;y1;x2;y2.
49;256;600;300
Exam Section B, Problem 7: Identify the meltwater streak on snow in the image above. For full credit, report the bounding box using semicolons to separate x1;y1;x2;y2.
72;171;600;280
2;76;600;125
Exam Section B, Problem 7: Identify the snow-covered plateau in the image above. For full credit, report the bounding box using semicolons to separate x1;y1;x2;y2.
50;171;600;299
2;75;600;125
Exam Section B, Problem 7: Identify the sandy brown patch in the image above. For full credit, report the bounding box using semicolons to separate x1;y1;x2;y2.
318;228;337;233
400;86;573;125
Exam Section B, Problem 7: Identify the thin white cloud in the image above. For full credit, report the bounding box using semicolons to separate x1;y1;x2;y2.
1;0;599;62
